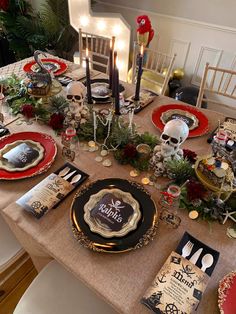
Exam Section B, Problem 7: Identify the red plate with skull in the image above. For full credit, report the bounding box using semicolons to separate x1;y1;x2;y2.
152;104;209;138
0;132;57;180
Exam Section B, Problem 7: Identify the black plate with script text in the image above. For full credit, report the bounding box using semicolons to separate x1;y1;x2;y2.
70;178;158;253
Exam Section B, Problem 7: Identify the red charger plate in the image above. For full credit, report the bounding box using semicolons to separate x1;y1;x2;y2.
152;104;209;138
23;58;68;76
0;132;57;180
218;271;236;314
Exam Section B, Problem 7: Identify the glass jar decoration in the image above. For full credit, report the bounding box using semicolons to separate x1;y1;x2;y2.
61;127;79;162
159;185;181;228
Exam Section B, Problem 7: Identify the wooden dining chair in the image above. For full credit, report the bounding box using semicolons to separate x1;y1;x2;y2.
13;260;118;314
0;215;30;304
131;41;176;95
78;28;115;74
196;62;236;108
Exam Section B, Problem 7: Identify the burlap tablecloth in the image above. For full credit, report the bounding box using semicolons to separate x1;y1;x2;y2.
0;80;235;314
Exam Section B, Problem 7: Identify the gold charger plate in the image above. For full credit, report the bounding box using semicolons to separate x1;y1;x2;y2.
70;178;159;253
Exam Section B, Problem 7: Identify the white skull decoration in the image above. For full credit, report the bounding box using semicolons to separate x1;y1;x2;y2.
160;119;189;159
66;81;86;113
65;81;89;128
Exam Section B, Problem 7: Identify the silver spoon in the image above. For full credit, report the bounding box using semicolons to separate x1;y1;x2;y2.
201;253;214;272
70;173;82;185
58;166;70;177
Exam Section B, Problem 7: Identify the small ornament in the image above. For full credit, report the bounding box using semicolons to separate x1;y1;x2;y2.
221;162;229;170
159;185;181;214
88;140;96;147
130;169;140;177
189;210;199;220
222;210;236;224
61;127;79;162
95;156;103;162
172;68;185;80
101;149;108;157
160;210;181;228
102;159;112;167
141;177;150;185
88;146;97;152
227;227;236;239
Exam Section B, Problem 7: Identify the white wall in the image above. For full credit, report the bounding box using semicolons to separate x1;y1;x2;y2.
96;0;236;29
94;1;236;116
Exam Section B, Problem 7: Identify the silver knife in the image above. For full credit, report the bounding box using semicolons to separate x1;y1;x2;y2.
63;170;77;181
189;248;203;265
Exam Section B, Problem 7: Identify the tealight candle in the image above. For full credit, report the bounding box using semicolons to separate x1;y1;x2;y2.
136;143;151;160
130;169;140;177
88;140;96;147
189;210;199;220
142;177;150;185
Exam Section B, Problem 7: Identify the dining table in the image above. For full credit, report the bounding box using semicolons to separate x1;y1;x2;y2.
0;55;235;314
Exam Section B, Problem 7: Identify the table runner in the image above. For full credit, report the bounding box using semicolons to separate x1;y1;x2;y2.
0;56;233;313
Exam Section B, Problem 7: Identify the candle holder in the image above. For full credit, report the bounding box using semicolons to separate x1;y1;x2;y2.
126;90;156;114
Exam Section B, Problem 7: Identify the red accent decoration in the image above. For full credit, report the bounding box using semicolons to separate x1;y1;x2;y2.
136;15;154;46
0;0;9;11
23;58;68;76
183;149;197;163
48;113;64;130
0;132;57;180
160;191;174;205
152;104;209;138
21;104;35;119
219;272;236;314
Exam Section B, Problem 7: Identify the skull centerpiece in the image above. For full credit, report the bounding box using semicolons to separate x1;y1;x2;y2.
150;119;189;177
160;119;189;160
65;81;89;128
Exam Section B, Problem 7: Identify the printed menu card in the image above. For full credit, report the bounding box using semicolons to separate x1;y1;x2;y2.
141;232;220;313
16;162;88;218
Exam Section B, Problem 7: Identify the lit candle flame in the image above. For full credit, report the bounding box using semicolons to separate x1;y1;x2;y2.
140;45;144;56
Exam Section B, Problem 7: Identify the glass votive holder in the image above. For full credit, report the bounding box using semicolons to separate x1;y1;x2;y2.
167;185;181;213
136;143;151;160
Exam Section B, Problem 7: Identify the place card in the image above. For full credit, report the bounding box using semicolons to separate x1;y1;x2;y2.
141;232;220;313
3;142;39;169
16;162;89;219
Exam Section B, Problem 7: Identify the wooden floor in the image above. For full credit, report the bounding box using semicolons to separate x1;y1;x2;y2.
0;255;37;314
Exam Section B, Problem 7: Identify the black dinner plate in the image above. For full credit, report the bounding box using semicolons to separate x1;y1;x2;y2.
70;178;158;253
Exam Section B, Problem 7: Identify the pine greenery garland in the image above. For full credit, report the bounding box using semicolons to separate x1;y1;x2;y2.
166;158;194;184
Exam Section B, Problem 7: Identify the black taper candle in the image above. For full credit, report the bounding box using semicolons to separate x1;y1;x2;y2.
114;53;120;115
109;38;114;90
112;50;117;97
85;48;93;104
134;45;144;101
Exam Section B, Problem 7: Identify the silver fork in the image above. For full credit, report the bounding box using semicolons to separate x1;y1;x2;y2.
181;240;194;258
